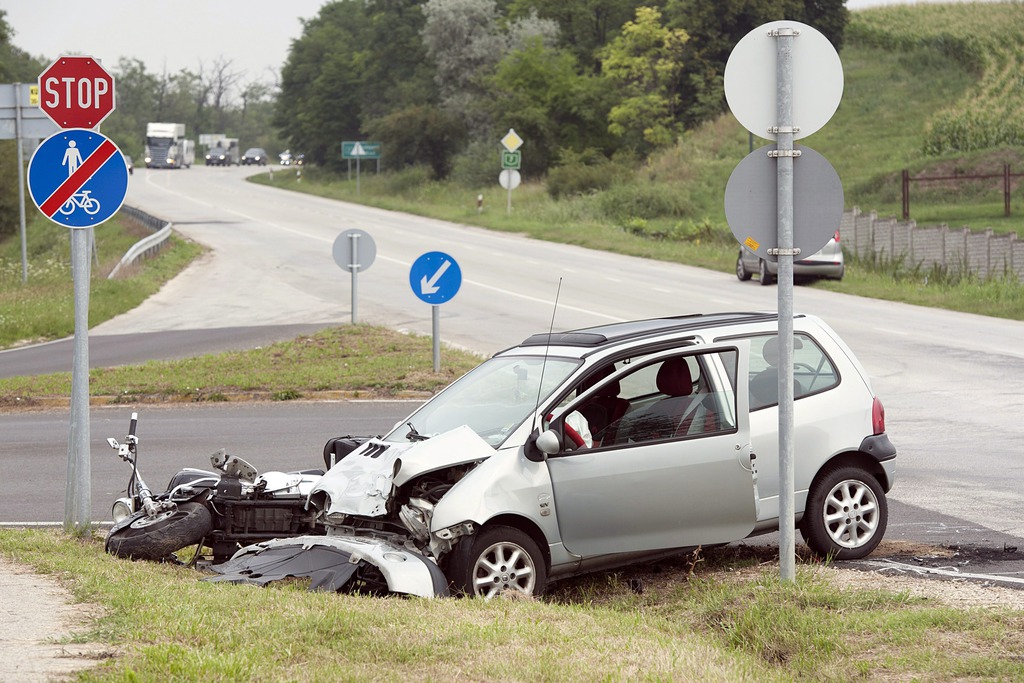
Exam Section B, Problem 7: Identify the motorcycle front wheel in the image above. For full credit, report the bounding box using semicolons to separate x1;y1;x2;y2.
105;502;213;561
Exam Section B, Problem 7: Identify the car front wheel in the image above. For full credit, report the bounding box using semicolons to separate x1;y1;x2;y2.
802;464;887;560
758;259;774;286
447;525;547;598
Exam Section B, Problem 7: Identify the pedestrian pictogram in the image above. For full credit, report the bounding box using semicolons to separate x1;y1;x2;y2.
27;128;129;228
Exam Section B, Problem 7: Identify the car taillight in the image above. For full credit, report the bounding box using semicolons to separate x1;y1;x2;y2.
872;396;885;435
833;229;841;243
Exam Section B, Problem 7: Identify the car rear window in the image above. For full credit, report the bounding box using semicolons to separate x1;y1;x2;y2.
748;334;839;410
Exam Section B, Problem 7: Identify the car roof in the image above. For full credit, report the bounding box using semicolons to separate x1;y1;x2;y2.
517;312;784;350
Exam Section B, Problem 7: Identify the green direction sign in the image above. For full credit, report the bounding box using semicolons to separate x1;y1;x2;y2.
501;150;521;170
342;141;382;159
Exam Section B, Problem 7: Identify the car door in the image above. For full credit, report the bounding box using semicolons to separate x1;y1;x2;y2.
545;342;755;557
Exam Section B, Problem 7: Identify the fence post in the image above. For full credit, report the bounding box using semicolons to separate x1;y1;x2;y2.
902;169;910;220
1005;164;1011;217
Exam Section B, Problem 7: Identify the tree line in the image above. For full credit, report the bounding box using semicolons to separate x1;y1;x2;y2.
275;0;848;179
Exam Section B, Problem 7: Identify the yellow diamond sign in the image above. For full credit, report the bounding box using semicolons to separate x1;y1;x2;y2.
501;128;523;152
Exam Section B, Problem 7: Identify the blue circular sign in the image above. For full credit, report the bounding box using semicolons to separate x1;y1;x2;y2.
409;251;461;305
27;128;129;228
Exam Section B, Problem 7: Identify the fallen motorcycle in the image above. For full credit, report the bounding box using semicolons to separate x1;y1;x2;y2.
104;412;326;563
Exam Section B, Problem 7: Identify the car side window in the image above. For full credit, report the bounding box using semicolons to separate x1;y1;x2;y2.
748;334;840;410
593;350;738;448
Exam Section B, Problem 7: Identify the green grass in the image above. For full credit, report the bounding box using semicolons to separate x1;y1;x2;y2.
0;214;202;348
2;529;1021;682
0;325;483;407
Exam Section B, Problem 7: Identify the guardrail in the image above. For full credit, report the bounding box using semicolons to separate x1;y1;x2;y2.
107;205;172;279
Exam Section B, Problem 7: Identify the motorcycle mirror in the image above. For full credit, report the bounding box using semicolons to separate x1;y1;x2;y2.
107;437;119;449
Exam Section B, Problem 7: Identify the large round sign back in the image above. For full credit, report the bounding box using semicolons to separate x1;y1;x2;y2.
724;21;842;141
724;144;843;261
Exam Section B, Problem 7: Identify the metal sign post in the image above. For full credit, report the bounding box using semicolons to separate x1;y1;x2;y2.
27;56;125;536
332;230;377;324
410;252;462;372
724;22;844;582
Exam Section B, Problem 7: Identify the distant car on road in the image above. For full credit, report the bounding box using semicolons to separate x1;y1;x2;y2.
241;147;268;166
736;230;845;285
205;146;233;166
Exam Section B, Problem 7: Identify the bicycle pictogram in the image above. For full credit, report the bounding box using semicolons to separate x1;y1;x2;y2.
58;190;101;216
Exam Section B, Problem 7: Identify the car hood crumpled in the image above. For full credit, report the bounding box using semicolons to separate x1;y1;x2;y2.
308;424;495;518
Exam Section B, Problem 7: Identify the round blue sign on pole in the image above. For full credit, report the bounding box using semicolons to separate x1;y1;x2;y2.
27;128;129;228
410;251;461;305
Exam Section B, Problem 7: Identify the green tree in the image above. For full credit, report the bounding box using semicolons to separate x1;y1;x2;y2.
600;6;688;151
505;0;640;73
276;0;437;169
485;37;614;174
0;11;48;240
665;0;848;126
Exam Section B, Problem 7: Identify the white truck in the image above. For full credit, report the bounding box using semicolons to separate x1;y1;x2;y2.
144;123;195;169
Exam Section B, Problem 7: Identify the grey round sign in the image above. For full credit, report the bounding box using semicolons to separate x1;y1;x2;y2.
724;20;843;141
724;144;843;261
332;229;376;272
499;169;521;190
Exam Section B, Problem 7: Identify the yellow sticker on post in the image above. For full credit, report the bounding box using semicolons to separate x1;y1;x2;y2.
744;237;760;251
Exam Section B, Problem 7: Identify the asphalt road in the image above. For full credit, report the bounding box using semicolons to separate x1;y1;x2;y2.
3;165;1024;573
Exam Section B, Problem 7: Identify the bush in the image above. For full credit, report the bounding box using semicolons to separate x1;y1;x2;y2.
598;181;693;223
382;165;435;195
450;141;501;189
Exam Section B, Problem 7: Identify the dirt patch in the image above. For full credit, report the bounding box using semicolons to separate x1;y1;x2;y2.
0;558;110;683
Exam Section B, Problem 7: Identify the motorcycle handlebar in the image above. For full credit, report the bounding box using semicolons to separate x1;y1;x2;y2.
129;412;138;438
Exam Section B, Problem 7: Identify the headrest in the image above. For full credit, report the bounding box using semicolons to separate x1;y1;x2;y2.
656;357;692;397
582;365;620;397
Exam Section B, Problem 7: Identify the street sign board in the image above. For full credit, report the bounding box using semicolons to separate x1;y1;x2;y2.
499;169;521;190
501;129;523;152
342;141;382;159
38;56;116;129
410;251;461;305
501;150;521;170
0;83;58;140
332;229;376;272
724;21;842;141
27;128;129;228
725;144;843;261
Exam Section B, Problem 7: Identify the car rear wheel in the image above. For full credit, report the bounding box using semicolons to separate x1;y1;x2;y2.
447;525;547;598
736;251;752;281
758;259;774;286
802;464;887;560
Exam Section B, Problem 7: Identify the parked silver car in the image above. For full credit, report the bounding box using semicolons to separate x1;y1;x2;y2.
212;312;895;598
737;230;845;285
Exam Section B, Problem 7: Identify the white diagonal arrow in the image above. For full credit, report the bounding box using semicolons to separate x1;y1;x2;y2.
419;259;451;294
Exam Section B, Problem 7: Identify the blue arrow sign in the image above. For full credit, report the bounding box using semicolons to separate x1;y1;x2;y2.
410;251;461;305
27;128;129;228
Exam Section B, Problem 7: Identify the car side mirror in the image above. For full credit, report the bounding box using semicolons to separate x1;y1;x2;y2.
525;428;561;462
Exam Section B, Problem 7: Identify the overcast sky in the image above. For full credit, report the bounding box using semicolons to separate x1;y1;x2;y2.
0;0;328;84
0;0;973;86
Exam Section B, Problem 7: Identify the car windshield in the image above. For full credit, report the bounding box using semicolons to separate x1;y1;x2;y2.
385;355;580;447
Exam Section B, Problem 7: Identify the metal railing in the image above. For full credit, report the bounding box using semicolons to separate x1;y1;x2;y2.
107;206;172;279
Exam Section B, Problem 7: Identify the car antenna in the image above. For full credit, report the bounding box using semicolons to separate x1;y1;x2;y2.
530;277;562;434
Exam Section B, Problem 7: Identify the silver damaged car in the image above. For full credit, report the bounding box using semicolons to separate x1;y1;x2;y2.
212;312;896;598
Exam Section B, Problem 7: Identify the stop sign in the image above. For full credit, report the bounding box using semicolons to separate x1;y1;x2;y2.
38;56;115;129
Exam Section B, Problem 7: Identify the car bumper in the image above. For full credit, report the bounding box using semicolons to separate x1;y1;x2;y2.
205;535;450;597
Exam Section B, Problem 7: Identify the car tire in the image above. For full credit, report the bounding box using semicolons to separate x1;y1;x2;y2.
802;464;887;560
736;251;752;281
758;259;774;286
447;525;547;598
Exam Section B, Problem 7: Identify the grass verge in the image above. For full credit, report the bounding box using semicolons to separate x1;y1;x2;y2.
0;213;202;349
0;325;483;408
2;529;1021;682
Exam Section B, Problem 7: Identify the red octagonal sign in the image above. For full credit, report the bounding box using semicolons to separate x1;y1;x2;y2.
38;56;116;129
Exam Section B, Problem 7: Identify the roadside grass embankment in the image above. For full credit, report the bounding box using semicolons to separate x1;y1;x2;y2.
2;528;1023;682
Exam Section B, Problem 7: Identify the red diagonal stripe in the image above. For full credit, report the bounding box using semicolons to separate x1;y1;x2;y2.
40;139;118;217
